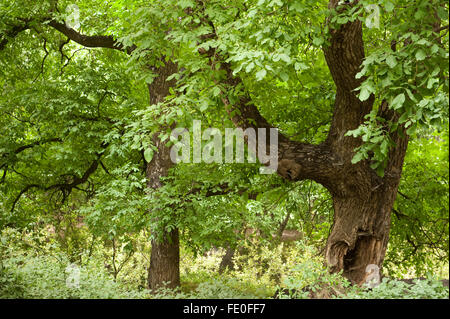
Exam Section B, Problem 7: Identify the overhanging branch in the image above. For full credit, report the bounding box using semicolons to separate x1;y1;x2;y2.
10;143;108;212
47;20;136;54
0;138;63;160
1;17;137;54
195;18;340;191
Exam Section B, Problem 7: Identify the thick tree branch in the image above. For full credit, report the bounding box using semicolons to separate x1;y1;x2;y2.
10;143;108;211
47;21;136;54
197;23;341;193
323;1;376;160
324;0;367;96
1;16;137;54
11;184;42;212
15;137;63;154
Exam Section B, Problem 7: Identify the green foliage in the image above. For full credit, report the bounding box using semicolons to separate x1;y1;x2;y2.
152;278;266;299
276;253;351;299
385;129;449;277
1;226;448;299
0;0;448;300
345;0;449;174
344;278;449;299
0;228;150;299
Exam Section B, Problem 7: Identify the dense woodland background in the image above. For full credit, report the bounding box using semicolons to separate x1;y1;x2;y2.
0;0;449;299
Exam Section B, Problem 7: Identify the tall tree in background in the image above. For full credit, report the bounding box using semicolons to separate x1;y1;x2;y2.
0;1;183;290
145;60;180;290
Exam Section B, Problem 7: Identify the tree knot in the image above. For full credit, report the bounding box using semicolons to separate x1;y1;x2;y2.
278;159;302;180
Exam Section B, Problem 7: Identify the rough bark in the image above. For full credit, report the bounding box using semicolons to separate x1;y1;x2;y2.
0;18;136;53
322;1;409;284
146;60;180;291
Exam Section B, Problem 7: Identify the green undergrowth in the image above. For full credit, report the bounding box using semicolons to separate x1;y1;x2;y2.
1;228;448;299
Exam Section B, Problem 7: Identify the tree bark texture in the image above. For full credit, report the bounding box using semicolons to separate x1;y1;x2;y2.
146;60;181;291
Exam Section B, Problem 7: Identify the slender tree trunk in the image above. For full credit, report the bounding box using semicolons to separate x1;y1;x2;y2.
148;227;180;290
145;60;180;290
218;245;235;274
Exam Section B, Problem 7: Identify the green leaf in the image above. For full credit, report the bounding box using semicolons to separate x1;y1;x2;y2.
212;86;221;97
385;1;394;12
200;102;209;112
278;53;292;64
279;72;289;82
355;70;366;79
376;166;385;177
414;9;426;20
359;86;372;101
391;93;405;110
427;78;439;89
144;148;154;162
351;152;364;164
245;62;255;73
415;49;426;61
179;0;195;9
431;44;439;54
294;62;308;71
406;124;416;135
386;55;397;68
290;2;306;13
436;6;448;20
370;161;380;170
313;37;324;46
255;69;267;81
380;139;389;156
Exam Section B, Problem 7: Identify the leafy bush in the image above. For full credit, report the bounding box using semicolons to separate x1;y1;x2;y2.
1;227;448;299
0;228;150;299
344;278;449;299
275;257;352;299
0;253;151;299
151;278;266;299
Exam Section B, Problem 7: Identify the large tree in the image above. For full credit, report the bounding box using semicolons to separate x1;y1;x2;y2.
168;0;448;283
1;0;448;288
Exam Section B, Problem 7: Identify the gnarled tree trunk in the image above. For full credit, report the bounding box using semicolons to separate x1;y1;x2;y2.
326;170;406;284
321;1;410;283
199;0;410;285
